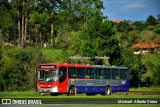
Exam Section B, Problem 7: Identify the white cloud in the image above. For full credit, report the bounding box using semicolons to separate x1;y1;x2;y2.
124;0;147;9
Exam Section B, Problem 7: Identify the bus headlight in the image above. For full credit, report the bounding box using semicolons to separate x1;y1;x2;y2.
50;86;58;92
122;81;126;85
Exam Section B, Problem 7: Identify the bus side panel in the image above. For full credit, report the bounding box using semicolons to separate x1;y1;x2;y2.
58;78;70;94
68;80;95;93
110;79;130;92
86;86;97;93
95;86;105;93
68;79;129;94
69;79;107;94
76;86;85;93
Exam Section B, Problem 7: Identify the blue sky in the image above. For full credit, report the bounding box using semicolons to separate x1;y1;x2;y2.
101;0;160;21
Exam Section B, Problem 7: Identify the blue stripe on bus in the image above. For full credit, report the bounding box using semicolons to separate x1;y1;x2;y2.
76;80;129;93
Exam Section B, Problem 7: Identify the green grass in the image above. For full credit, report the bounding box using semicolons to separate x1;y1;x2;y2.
130;87;160;91
0;90;160;98
40;48;75;63
41;48;65;63
50;104;160;107
0;90;159;107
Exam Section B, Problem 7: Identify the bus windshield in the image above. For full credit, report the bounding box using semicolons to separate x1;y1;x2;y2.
38;70;58;82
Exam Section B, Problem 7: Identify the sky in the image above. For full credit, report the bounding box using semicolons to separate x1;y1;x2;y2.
101;0;160;22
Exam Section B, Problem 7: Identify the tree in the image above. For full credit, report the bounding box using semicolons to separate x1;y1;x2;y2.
27;12;50;47
146;15;157;26
54;0;104;49
80;9;119;65
120;48;146;87
0;0;18;43
133;21;147;31
116;20;133;33
10;0;39;47
0;45;44;91
11;0;25;47
152;63;160;86
39;0;59;47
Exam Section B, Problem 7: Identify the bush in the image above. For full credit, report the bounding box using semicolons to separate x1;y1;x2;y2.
152;64;160;86
0;46;44;91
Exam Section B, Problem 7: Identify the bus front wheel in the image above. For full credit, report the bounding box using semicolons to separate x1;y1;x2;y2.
68;86;76;96
105;87;112;95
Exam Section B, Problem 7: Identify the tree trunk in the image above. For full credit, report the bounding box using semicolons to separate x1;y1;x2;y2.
22;15;25;47
18;11;21;47
21;0;27;48
24;0;28;46
35;31;38;47
50;12;54;47
24;16;27;46
40;32;43;47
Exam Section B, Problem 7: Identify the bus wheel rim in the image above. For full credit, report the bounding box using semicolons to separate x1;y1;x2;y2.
107;88;110;95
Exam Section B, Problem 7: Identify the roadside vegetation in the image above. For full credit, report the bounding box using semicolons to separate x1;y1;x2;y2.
0;89;160;98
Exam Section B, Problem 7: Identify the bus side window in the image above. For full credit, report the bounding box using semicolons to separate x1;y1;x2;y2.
68;67;77;79
95;68;104;79
120;69;128;79
86;68;94;79
103;68;111;79
112;69;120;80
59;67;67;82
38;70;44;81
77;67;85;79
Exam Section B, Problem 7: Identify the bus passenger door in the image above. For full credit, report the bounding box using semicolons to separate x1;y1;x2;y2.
59;67;68;93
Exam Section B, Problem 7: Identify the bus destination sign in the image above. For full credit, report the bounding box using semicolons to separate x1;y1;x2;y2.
40;65;57;68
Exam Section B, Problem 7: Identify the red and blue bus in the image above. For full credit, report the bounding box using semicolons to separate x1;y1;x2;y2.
36;63;130;96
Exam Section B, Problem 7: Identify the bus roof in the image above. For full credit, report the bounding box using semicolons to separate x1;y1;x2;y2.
93;65;128;69
56;63;92;68
38;63;128;69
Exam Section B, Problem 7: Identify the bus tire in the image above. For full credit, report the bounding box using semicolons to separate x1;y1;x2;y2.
68;86;76;96
105;87;112;95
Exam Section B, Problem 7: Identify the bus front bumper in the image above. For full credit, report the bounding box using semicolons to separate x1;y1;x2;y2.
37;86;58;93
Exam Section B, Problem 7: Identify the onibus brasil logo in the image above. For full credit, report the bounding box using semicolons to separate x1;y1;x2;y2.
2;99;42;105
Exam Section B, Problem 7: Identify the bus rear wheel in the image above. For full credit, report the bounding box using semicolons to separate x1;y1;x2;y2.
68;86;76;96
105;87;112;95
